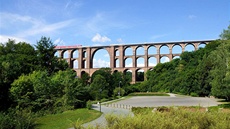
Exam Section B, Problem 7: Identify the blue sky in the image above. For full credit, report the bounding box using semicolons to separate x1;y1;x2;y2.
0;0;229;68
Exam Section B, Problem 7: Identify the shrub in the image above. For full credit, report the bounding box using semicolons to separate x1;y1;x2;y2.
103;107;230;129
0;109;36;129
86;100;92;110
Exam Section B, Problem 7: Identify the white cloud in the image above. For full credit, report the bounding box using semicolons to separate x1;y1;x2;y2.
0;35;29;44
91;33;111;42
0;12;75;42
161;57;170;63
188;15;197;19
54;38;66;46
93;58;110;68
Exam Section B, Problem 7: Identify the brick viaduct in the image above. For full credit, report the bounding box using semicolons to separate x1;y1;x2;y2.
55;40;213;83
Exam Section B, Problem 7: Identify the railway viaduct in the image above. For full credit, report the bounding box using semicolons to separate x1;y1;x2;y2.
55;40;213;83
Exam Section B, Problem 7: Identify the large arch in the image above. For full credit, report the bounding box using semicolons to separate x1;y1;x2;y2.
92;48;110;68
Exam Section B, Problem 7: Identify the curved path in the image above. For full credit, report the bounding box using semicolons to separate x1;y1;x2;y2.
82;104;133;128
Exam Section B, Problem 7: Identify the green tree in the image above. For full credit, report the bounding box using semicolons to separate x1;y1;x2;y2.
35;37;68;75
220;24;230;40
0;40;37;110
90;74;109;100
209;40;230;101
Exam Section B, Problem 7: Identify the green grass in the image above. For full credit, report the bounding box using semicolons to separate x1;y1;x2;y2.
128;92;169;96
35;108;102;129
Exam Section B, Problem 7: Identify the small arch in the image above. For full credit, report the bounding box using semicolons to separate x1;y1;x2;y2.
148;46;157;55
149;68;153;71
54;51;59;57
83;51;87;58
137;57;144;67
136;69;144;81
148;57;157;67
172;44;182;54
115;58;119;68
73;60;78;69
160;45;169;54
72;50;79;58
173;56;180;59
82;60;87;68
185;44;195;52
125;58;132;67
198;42;206;49
124;47;133;56
63;50;69;58
160;56;170;63
136;46;145;55
114;70;118;73
115;49;119;56
124;69;132;82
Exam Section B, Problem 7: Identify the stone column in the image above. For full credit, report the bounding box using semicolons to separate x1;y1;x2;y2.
86;47;91;68
119;46;124;68
109;46;115;68
132;46;136;67
144;45;148;67
78;48;83;69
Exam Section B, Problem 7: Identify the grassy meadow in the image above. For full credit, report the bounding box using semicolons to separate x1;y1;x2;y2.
35;109;101;129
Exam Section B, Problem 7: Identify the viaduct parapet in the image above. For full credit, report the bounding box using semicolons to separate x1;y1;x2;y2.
55;40;214;83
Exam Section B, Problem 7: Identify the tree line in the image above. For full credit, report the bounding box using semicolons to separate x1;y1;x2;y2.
139;25;230;101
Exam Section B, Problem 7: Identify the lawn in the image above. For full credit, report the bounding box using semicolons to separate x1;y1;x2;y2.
35;108;101;129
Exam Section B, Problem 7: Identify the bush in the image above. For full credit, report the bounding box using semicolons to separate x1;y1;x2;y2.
0;109;36;129
103;107;230;129
86;100;92;110
190;92;199;97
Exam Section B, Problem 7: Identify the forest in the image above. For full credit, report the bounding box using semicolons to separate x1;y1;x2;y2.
0;25;229;128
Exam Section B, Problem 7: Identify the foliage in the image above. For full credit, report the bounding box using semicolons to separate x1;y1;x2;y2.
0;40;37;110
0;109;36;129
35;36;68;75
209;40;230;101
103;107;230;129
10;69;89;113
142;40;221;97
220;24;230;40
90;68;131;100
113;87;125;97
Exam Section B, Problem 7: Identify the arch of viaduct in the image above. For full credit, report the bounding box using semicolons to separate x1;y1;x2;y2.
55;40;213;83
